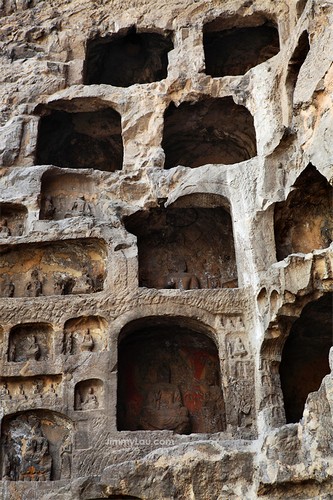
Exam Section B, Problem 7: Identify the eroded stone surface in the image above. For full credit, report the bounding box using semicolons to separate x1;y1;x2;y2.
0;0;333;498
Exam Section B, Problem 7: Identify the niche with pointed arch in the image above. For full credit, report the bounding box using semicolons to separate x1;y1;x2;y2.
124;194;238;289
274;165;333;261
117;317;226;434
203;15;280;77
36;108;123;172
84;27;174;87
1;410;73;481
279;293;333;423
162;97;257;169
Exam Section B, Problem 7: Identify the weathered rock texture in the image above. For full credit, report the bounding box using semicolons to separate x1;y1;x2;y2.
0;0;332;498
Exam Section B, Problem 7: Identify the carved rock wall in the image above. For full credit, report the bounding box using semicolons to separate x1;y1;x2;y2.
0;0;332;498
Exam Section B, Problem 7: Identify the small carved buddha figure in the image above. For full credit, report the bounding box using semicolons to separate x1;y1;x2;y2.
80;329;94;352
22;335;40;361
17;384;27;401
231;338;247;358
0;219;11;238
32;380;43;399
26;270;43;297
165;258;200;290
81;386;99;410
0;382;11;400
139;363;190;433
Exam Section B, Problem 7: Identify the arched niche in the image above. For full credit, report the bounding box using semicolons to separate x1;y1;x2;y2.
0;203;27;237
63;316;107;355
0;238;106;298
279;293;333;423
1;410;73;481
84;27;173;87
117;317;225;434
203;16;280;77
124;194;238;289
274;165;333;261
162;97;257;169
8;323;53;362
36;108;123;172
39;170;96;221
74;379;104;411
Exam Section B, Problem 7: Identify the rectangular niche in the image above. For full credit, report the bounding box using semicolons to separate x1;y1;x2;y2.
0;203;27;238
0;238;107;298
36;108;123;172
0;375;62;409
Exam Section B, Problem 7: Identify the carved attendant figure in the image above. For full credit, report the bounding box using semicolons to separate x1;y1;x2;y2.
193;358;226;433
0;382;11;400
80;329;94;352
63;332;73;355
60;434;72;479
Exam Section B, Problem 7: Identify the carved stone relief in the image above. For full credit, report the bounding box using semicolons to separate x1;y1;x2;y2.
1;410;72;481
259;358;286;426
74;379;103;411
125;204;238;289
0;376;62;411
8;323;52;362
40;172;96;221
0;203;27;238
0;239;106;298
225;331;255;433
118;327;226;434
62;316;107;355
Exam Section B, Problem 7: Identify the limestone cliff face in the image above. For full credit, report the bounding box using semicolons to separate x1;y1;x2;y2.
0;0;332;498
